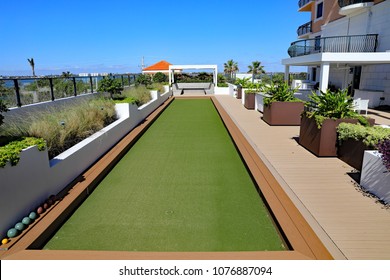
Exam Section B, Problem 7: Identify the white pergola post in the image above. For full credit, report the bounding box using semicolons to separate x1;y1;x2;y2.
319;62;330;92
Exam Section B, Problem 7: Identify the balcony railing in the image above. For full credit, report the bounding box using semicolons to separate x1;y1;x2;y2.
338;0;373;8
297;21;312;37
288;34;378;57
298;0;314;9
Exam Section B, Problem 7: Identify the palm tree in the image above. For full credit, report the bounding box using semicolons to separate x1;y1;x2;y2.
224;59;239;80
27;58;36;77
247;61;265;83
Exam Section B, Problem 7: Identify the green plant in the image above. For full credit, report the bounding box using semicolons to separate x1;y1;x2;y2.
224;59;239;79
304;88;365;128
119;86;151;106
234;77;251;88
98;76;123;98
377;138;390;170
263;81;300;107
152;72;167;83
0;98;116;159
247;61;265;83
245;82;264;94
0;99;8;127
0;137;46;167
147;83;165;93
135;74;152;86
337;123;390;148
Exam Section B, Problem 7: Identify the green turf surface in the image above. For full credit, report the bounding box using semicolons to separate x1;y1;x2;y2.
44;99;286;251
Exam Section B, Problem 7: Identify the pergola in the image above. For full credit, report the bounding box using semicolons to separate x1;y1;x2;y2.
168;64;218;86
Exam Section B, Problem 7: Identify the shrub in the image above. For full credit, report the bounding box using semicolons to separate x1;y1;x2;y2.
152;72;167;83
263;81;300;107
0;100;8;127
135;74;152;86
119;86;152;106
0;137;46;167
98;77;123;98
234;77;251;88
337;123;390;148
377;138;390;170
0;98;117;159
304;88;368;128
148;83;165;93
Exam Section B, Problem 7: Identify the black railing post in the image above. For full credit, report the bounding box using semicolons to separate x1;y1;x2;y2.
13;79;22;107
128;75;131;86
121;75;124;88
72;77;77;96
49;78;55;101
89;76;94;93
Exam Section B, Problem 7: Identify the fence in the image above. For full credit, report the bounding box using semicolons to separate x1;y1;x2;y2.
0;73;139;108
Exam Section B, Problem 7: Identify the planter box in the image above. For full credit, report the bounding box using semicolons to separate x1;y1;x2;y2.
263;101;304;126
337;139;371;170
0;91;172;237
236;87;242;99
360;150;390;204
244;93;256;110
299;114;375;157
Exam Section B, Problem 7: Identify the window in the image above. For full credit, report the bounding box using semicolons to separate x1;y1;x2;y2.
316;1;324;19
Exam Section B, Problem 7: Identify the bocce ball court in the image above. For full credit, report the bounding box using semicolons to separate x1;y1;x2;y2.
1;97;332;260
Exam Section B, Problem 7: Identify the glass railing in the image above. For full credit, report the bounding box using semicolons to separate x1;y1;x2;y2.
297;21;312;37
288;34;378;57
0;74;138;108
338;0;373;8
298;0;314;9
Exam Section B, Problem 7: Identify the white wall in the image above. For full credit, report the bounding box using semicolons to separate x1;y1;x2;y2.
0;90;172;237
321;1;390;97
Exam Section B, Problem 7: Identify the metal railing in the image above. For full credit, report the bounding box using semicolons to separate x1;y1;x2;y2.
298;0;314;9
288;34;378;57
338;0;373;8
0;74;139;108
297;21;312;37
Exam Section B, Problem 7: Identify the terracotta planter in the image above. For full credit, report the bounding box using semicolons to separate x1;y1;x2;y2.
337;139;371;170
244;93;256;110
337;139;372;171
263;101;304;126
299;114;375;157
236;86;242;99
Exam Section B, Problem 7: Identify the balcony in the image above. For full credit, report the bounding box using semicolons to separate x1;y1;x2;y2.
298;0;314;12
297;21;312;37
288;34;378;57
338;0;374;16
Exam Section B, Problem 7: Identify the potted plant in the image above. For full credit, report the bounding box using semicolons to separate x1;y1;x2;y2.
234;77;250;99
337;123;390;170
262;82;304;126
360;138;390;204
244;83;261;110
299;88;374;157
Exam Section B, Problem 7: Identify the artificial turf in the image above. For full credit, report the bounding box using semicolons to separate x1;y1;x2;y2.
43;99;286;251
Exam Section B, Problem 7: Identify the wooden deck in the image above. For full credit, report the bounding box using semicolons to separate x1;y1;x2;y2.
215;96;390;260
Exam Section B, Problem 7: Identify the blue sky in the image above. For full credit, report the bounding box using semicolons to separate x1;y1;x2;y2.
0;0;309;76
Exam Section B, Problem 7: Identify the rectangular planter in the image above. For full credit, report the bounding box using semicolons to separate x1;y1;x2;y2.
299;114;374;157
236;87;242;99
244;93;256;110
337;139;371;171
360;150;390;204
262;101;304;126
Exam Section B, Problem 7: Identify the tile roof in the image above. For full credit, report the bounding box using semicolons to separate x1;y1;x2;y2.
143;60;172;71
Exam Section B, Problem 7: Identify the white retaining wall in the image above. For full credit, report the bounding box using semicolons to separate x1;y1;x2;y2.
360;150;390;204
0;90;172;237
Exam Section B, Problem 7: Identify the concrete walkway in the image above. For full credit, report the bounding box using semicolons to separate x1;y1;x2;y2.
215;95;390;260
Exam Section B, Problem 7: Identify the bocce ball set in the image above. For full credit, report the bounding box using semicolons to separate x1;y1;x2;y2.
1;194;57;245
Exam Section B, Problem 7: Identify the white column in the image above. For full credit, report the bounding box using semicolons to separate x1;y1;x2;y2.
319;62;330;92
284;65;290;82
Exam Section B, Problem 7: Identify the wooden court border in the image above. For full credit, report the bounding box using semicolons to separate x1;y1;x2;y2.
1;95;332;260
